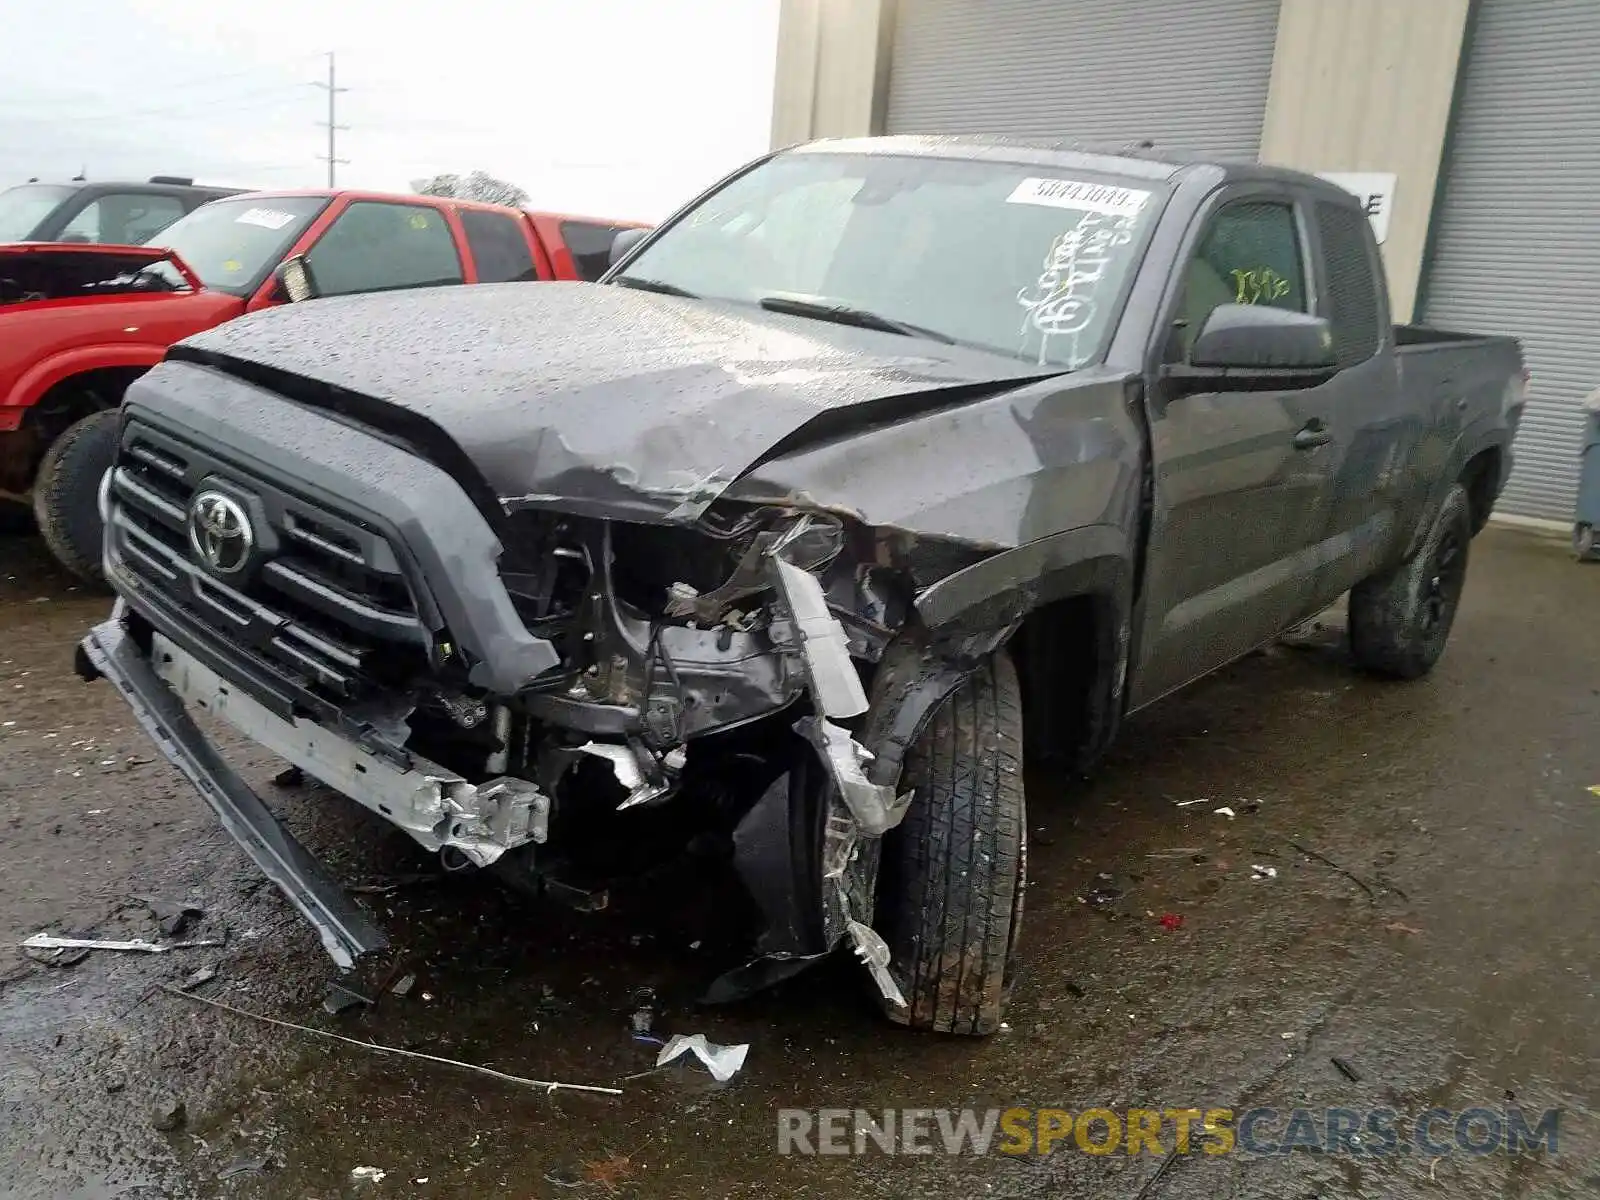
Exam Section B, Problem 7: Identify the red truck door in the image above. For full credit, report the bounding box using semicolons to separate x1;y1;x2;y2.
245;196;468;310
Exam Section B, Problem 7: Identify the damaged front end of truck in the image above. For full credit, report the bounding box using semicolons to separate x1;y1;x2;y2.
75;297;1138;1020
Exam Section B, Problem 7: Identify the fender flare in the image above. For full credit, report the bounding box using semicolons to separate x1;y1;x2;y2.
862;524;1136;787
4;344;168;416
1404;426;1510;559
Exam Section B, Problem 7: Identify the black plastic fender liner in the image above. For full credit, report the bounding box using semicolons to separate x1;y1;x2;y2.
77;606;388;968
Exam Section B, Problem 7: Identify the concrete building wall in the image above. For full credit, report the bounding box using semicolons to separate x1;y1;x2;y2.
770;0;891;148
1258;0;1472;321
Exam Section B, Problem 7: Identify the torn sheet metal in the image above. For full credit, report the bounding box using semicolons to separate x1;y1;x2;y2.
769;557;868;719
798;716;911;838
575;741;676;811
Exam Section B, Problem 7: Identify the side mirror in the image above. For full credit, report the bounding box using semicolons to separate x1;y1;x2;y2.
608;227;649;271
274;254;320;303
1189;304;1336;370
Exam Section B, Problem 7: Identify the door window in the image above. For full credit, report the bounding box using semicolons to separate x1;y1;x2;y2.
1176;200;1307;357
460;209;538;283
59;192;187;244
306;201;464;297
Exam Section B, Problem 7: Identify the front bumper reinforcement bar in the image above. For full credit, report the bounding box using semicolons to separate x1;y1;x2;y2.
76;606;388;969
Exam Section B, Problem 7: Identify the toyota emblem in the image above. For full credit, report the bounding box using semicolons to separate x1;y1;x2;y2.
187;491;254;575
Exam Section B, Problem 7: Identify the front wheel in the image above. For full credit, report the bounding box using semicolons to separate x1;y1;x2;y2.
32;410;120;588
876;651;1025;1035
1348;483;1473;679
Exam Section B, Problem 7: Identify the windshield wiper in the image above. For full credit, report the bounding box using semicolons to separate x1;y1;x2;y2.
613;275;698;299
757;294;955;344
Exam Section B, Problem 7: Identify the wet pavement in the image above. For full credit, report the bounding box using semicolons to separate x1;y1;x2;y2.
1;520;1597;1198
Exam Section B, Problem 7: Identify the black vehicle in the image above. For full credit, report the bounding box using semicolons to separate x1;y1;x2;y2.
0;176;246;245
79;137;1525;1035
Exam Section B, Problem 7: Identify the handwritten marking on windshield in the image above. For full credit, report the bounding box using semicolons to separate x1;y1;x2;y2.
1016;212;1136;366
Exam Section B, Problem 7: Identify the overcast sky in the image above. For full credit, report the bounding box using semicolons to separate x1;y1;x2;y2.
0;0;780;222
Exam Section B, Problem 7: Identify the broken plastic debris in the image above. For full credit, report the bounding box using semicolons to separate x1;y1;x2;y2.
390;972;417;998
799;716;910;837
768;556;868;718
655;1033;749;1082
134;894;204;937
846;919;907;1008
1158;913;1184;931
350;1166;387;1183
21;933;220;954
322;982;372;1014
1213;806;1237;819
1250;864;1278;881
180;965;218;992
1175;798;1211;807
1587;785;1600;797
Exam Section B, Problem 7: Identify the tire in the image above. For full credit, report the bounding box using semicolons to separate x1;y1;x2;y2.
877;651;1025;1035
1348;483;1473;680
32;409;119;587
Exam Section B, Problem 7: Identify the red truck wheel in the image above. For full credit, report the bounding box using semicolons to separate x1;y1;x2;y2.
32;410;119;588
877;650;1026;1035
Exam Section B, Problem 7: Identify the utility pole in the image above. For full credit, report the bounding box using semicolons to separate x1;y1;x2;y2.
312;51;349;187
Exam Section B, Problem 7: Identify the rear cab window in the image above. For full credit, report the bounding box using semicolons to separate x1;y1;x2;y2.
1314;199;1383;367
461;209;539;283
306;201;464;297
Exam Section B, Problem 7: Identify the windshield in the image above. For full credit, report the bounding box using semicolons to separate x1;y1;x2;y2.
0;184;75;241
618;152;1165;368
144;195;328;294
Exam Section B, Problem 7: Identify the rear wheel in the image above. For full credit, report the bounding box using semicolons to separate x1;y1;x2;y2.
877;651;1025;1035
32;409;119;587
1348;483;1472;679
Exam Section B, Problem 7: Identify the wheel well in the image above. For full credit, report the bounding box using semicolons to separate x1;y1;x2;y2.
3;367;144;496
1011;592;1116;772
1459;448;1501;534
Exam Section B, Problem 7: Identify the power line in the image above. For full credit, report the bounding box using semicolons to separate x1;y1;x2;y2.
0;55;322;120
0;84;311;125
311;51;349;188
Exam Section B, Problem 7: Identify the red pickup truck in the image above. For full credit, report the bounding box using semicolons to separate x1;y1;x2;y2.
1;189;645;581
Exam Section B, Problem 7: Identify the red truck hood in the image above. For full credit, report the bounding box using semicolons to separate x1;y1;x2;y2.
0;241;203;308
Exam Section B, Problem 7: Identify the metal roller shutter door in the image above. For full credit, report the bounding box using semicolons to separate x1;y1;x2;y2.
885;0;1280;159
1421;0;1600;520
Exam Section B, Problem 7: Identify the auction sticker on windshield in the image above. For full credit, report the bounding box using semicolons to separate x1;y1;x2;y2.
234;207;298;231
1006;178;1150;218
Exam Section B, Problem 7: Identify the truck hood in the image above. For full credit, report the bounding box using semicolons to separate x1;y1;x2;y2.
171;282;1056;523
0;242;200;308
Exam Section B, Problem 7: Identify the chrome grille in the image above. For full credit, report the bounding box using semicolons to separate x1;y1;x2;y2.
107;419;428;703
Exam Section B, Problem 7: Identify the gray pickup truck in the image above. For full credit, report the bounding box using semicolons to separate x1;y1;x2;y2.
78;137;1524;1036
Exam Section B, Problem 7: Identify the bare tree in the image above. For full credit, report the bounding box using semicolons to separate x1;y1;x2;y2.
410;170;530;208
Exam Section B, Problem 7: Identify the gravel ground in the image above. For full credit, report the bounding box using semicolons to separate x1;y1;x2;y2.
1;520;1596;1198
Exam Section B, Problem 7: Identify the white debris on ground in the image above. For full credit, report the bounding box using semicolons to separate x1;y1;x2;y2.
655;1033;749;1082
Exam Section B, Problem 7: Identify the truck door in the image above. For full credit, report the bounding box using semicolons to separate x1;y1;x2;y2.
1301;196;1423;605
1130;187;1341;708
295;199;465;298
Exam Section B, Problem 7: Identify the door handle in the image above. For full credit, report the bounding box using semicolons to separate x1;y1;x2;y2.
1293;420;1332;450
